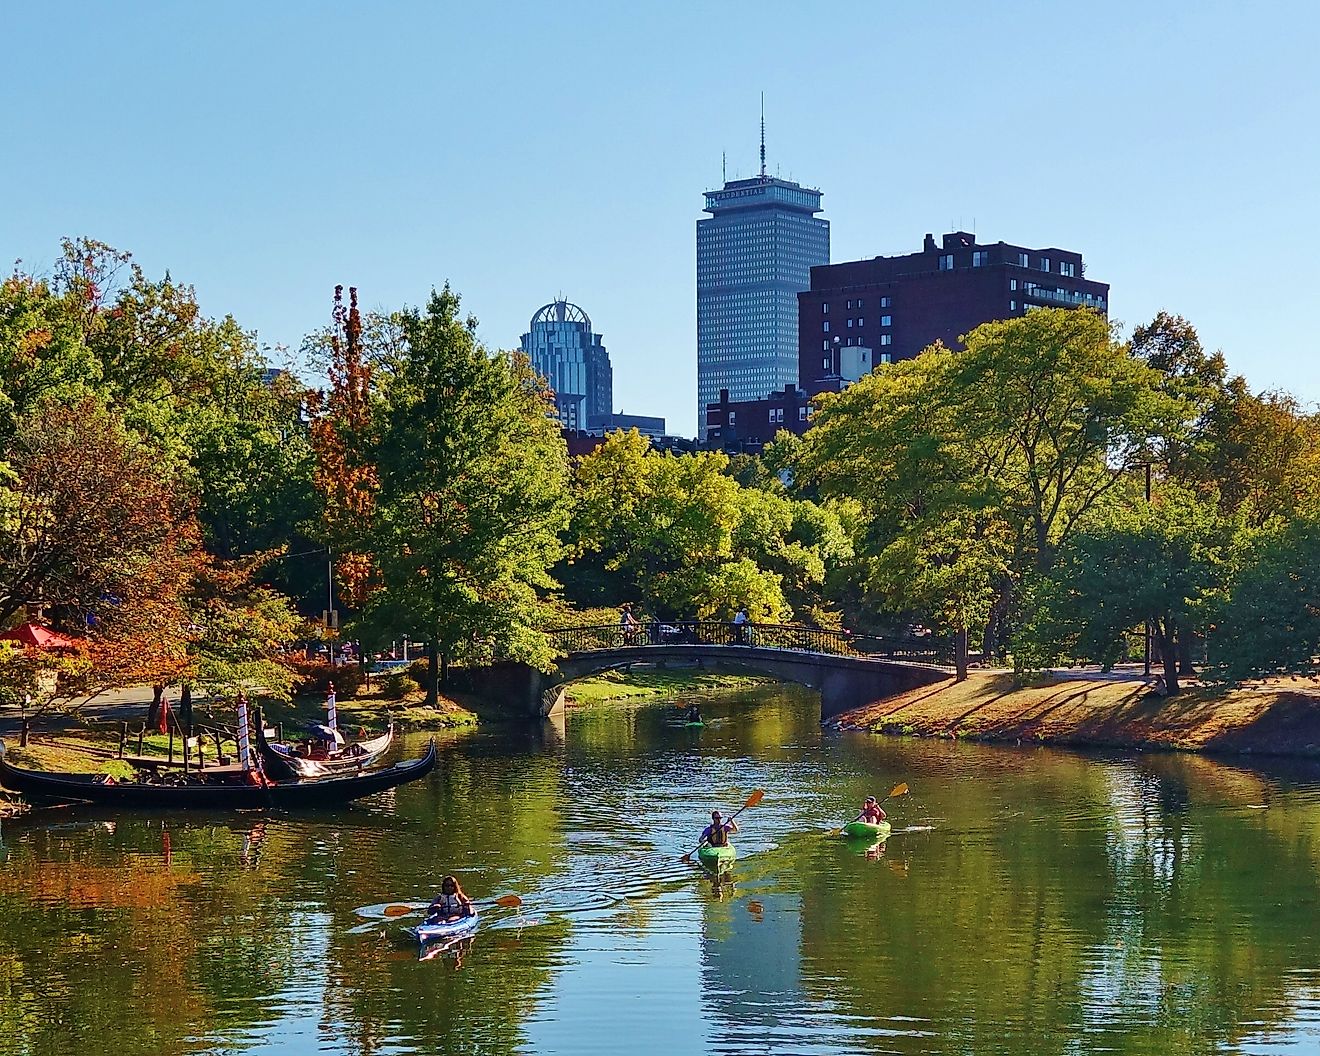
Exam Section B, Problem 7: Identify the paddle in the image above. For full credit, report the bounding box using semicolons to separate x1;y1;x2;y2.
827;782;910;837
383;894;523;918
680;789;765;862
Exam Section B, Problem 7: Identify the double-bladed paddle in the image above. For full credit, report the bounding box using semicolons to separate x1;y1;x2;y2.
680;789;765;862
827;781;910;837
382;893;523;918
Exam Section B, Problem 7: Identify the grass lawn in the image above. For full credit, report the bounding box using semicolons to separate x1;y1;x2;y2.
565;666;781;707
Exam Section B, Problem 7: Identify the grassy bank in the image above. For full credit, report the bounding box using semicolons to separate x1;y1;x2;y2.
276;688;480;731
565;667;780;706
834;671;1320;757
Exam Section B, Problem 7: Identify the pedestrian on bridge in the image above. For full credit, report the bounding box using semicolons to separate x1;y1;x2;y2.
732;606;750;645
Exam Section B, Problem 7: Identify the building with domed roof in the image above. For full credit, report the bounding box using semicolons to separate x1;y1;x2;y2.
519;299;613;431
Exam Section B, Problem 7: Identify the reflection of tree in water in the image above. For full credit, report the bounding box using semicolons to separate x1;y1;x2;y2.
794;747;1320;1054
0;815;318;1056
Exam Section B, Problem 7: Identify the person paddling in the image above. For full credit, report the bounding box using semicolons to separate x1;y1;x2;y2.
684;702;702;723
859;796;888;824
424;875;474;924
700;809;738;849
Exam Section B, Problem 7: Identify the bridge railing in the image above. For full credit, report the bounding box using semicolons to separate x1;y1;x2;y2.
546;621;954;667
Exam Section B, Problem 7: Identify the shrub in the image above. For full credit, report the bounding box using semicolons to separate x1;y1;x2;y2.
288;659;367;698
384;673;421;700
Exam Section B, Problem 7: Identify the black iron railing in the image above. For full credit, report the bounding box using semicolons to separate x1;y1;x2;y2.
546;621;954;667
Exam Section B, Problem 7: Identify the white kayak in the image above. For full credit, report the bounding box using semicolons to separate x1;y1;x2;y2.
407;912;479;944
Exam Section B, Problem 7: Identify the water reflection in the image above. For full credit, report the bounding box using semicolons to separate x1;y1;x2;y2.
3;685;1320;1054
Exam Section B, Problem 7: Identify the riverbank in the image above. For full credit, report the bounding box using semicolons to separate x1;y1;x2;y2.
564;667;780;706
0;685;478;780
833;671;1320;757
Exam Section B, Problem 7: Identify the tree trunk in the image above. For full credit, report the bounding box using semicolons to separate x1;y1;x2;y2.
146;684;164;728
440;652;449;687
1155;618;1181;696
426;640;439;708
954;627;969;682
1177;629;1199;677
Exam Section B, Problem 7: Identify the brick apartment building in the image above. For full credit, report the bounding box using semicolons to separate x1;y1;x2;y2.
799;230;1108;392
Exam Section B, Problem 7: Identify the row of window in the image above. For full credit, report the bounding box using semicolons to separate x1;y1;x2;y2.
821;295;893;314
821;334;892;350
941;250;1080;275
823;314;893;332
724;404;812;427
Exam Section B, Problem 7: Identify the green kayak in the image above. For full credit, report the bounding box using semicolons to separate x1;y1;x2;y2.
684;721;705;728
841;820;891;840
696;843;736;870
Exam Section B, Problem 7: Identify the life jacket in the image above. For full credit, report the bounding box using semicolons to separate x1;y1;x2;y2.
706;822;729;847
432;892;465;915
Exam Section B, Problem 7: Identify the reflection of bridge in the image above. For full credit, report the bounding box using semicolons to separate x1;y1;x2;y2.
461;622;954;720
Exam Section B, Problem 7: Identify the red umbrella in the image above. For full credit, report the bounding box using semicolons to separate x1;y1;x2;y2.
0;622;81;650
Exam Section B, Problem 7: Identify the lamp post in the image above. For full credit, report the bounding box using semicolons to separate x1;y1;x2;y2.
1143;462;1153;677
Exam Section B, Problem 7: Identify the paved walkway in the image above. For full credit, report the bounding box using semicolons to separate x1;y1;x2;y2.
0;686;193;739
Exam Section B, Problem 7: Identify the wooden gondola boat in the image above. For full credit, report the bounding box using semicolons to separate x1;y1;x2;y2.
253;709;394;781
0;737;436;810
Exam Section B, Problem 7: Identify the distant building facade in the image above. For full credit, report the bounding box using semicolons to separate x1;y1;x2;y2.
520;300;613;431
586;412;667;439
696;171;829;438
704;385;812;453
798;231;1109;393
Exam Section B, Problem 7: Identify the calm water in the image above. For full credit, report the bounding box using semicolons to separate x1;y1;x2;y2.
4;684;1320;1055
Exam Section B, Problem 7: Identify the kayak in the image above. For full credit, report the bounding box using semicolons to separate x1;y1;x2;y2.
697;843;736;871
841;820;891;840
407;912;479;944
684;721;705;728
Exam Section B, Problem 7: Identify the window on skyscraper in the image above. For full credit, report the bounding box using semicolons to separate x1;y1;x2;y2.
939;254;954;271
1040;257;1051;272
822;321;830;332
973;251;988;267
880;296;891;307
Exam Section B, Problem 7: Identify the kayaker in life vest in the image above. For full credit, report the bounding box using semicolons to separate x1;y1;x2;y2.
425;875;474;924
684;702;702;723
701;810;738;848
859;796;887;824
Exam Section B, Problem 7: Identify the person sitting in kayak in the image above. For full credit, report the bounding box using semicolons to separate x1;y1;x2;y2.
700;809;738;849
684;702;702;723
425;875;474;924
859;796;887;824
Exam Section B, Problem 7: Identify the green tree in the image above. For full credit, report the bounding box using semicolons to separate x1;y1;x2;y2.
1021;487;1228;694
1211;512;1320;681
568;430;849;623
798;309;1190;668
324;286;571;702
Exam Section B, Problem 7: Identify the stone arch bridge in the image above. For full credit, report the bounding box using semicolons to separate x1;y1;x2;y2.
457;622;954;721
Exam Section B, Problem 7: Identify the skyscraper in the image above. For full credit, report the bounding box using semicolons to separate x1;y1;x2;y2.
520;299;613;431
696;118;828;437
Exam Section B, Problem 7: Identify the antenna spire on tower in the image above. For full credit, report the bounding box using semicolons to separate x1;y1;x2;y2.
759;92;766;178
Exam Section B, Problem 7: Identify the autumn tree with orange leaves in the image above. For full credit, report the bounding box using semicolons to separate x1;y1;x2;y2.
307;285;378;608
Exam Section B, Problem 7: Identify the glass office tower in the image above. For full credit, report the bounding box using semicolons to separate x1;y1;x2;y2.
520;300;613;431
696;174;828;437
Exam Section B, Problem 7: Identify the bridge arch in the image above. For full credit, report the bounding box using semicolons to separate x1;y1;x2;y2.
458;624;954;721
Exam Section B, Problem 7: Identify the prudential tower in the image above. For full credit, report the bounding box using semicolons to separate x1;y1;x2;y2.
696;109;829;438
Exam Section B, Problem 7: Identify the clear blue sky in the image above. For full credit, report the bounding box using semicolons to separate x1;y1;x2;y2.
5;1;1317;435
